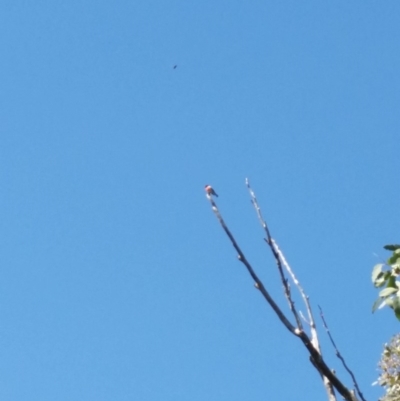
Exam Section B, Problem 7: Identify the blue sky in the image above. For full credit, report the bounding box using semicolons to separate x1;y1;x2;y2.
0;1;399;400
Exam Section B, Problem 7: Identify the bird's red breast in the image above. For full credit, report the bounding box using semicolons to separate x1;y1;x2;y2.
205;185;218;196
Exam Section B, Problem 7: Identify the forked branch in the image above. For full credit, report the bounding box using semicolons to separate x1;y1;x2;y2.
206;183;363;401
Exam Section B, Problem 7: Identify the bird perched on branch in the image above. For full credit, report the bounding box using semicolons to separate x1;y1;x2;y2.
205;185;218;197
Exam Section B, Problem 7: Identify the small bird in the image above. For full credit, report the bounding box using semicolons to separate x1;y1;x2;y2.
173;65;177;69
205;185;218;197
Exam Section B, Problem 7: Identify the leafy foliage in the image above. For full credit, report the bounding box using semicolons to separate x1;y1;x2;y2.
372;245;400;320
377;333;400;401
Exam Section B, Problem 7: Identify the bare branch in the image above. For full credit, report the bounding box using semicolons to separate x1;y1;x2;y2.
206;193;297;335
319;306;367;401
206;186;363;401
245;179;303;330
246;179;320;350
271;239;319;350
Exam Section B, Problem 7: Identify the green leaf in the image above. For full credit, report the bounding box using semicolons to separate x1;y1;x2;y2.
385;298;394;307
372;263;385;283
374;275;386;288
375;278;386;288
372;297;386;313
393;297;400;321
388;255;400;265
388;275;397;288
384;245;400;251
374;271;391;288
380;287;398;297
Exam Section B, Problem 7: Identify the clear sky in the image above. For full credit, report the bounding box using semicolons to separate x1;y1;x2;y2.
0;1;399;400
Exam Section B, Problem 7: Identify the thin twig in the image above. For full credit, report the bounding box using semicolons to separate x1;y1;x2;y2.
245;179;303;330
319;306;367;401
271;239;320;351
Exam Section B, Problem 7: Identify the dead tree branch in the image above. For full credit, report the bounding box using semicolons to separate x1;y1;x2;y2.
206;183;363;401
245;178;337;398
